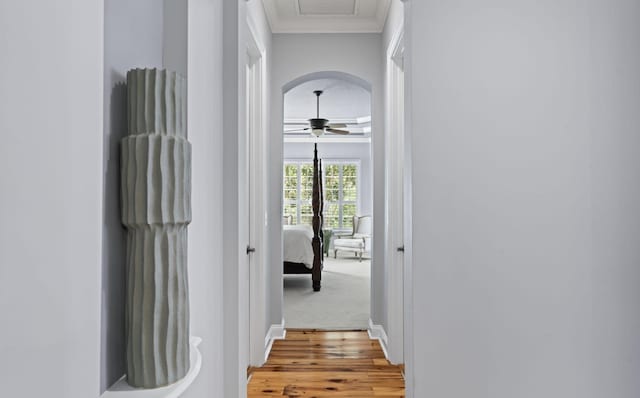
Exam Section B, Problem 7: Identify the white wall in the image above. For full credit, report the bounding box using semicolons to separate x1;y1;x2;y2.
102;1;165;391
588;0;640;395
406;1;640;397
163;0;188;77
0;0;103;396
270;33;384;327
284;142;373;217
285;78;371;121
181;1;226;397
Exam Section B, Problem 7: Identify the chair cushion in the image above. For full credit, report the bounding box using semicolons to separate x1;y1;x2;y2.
354;216;372;235
334;238;365;249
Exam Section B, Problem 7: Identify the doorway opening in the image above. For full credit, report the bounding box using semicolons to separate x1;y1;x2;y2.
281;74;373;330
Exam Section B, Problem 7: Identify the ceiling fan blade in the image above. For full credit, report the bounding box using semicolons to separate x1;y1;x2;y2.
327;123;347;128
284;128;309;133
326;128;350;135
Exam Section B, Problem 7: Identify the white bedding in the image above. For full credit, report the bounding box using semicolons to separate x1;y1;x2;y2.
283;224;314;269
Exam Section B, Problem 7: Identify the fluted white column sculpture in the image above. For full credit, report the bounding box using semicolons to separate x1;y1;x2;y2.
121;68;191;388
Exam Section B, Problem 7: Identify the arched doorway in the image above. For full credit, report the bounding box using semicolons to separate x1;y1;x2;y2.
281;72;373;329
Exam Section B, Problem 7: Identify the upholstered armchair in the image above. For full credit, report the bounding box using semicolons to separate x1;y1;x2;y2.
333;215;372;261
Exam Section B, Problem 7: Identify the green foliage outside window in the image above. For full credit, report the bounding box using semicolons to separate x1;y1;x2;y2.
342;165;357;202
342;203;356;229
283;161;358;230
300;165;314;201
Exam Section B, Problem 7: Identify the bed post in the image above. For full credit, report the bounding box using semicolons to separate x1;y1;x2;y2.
319;159;324;258
312;143;322;291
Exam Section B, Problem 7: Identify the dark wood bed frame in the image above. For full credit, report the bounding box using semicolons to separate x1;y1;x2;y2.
283;143;323;291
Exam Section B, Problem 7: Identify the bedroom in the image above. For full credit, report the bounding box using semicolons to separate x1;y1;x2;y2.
281;76;373;329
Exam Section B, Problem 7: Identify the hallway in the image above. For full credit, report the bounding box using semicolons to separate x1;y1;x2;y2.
248;330;405;397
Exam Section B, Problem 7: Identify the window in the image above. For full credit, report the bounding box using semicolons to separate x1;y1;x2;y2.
283;160;359;231
283;163;314;225
323;163;358;231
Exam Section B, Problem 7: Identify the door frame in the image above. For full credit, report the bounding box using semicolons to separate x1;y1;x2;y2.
400;2;414;396
246;16;267;367
385;24;405;365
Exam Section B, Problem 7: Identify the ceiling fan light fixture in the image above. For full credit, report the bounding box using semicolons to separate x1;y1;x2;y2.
305;90;351;137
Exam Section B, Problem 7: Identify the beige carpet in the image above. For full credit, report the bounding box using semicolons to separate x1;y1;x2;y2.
283;254;370;329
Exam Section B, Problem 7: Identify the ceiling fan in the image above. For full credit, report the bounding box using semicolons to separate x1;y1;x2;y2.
287;90;351;137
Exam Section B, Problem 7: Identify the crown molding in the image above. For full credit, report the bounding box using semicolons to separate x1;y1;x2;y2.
262;0;391;34
284;136;371;144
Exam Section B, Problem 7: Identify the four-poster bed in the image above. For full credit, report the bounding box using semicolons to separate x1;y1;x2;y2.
283;143;324;291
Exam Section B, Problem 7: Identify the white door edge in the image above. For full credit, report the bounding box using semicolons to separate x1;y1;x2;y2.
246;14;267;367
385;23;406;365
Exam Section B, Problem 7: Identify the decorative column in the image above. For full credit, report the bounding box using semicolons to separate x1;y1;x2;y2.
121;68;191;388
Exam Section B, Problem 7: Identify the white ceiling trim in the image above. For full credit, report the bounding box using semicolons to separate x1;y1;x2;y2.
297;0;357;16
375;0;392;30
262;0;280;33
284;136;371;144
262;0;391;34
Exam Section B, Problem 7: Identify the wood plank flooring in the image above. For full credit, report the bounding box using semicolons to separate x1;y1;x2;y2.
248;330;405;397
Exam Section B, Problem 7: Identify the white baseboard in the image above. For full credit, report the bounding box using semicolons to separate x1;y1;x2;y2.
368;319;390;360
264;319;287;362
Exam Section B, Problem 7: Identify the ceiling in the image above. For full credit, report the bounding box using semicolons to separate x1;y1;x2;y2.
284;78;371;137
262;0;391;33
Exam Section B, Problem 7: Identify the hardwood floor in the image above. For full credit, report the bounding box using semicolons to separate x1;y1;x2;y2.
247;330;405;397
